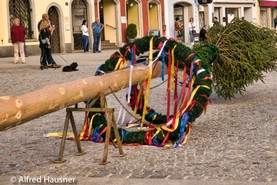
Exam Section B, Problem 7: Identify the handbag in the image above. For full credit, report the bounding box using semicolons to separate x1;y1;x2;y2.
178;30;183;37
192;30;197;36
41;39;46;44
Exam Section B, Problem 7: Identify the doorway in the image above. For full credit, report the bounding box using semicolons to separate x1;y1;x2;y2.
126;0;140;37
48;6;60;53
72;0;88;50
149;2;159;30
99;0;117;43
174;3;193;43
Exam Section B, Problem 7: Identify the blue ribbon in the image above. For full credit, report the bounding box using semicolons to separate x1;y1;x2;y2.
121;129;129;142
92;126;99;142
162;49;165;81
152;136;159;146
145;111;157;120
130;47;135;66
170;113;188;148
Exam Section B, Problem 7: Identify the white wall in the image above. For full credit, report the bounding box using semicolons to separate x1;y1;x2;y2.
164;0;194;39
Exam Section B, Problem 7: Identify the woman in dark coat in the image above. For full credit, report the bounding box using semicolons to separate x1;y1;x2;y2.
39;19;61;69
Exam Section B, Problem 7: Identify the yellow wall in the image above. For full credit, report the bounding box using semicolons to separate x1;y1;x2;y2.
33;0;73;46
0;0;9;45
0;1;4;43
127;3;140;36
149;3;159;29
103;0;116;43
0;0;94;51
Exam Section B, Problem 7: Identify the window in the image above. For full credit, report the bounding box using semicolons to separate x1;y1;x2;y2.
9;0;33;39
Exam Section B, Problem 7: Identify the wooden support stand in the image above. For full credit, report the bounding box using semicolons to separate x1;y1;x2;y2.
55;94;125;164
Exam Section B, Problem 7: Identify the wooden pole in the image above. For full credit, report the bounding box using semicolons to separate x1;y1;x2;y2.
0;63;164;131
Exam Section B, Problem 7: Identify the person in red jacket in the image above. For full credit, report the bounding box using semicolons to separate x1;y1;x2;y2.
11;18;26;64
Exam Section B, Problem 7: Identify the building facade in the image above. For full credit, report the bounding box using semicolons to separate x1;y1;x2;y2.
211;0;258;26
259;0;277;28
164;0;259;43
1;0;275;57
0;0;165;57
1;0;95;57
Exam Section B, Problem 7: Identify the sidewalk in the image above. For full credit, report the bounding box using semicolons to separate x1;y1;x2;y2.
0;49;117;68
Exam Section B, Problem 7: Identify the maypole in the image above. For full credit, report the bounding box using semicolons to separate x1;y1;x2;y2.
0;63;164;131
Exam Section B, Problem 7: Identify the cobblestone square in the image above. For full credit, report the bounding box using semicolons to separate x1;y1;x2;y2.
0;51;276;185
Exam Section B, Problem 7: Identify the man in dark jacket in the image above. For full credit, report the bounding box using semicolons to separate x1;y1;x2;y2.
199;25;207;42
274;15;277;29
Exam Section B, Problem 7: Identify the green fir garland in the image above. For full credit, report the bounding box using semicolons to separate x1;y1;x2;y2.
195;19;277;99
81;36;213;145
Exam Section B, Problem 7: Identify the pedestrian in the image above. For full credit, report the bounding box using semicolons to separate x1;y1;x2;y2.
175;17;183;42
91;18;104;53
81;20;89;53
20;22;28;57
24;35;27;57
39;19;61;69
199;25;208;42
38;13;49;67
10;18;26;64
213;17;219;26
189;17;196;45
274;15;277;31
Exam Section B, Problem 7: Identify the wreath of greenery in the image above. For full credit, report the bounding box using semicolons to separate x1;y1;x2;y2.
80;36;213;146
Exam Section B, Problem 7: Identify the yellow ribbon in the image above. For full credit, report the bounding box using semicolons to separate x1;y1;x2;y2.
140;37;154;129
151;127;165;139
114;51;128;70
170;45;177;91
79;113;88;140
86;113;101;140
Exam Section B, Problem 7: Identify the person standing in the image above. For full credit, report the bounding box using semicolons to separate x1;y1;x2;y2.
38;14;49;67
213;17;219;26
174;17;183;42
91;18;104;53
188;17;195;45
11;18;26;64
199;25;208;42
39;19;61;69
81;20;89;53
274;15;277;32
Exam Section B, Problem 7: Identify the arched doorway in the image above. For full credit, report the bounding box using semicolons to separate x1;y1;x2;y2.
148;1;159;35
99;0;117;43
72;0;88;50
48;6;61;53
126;0;141;37
174;3;192;43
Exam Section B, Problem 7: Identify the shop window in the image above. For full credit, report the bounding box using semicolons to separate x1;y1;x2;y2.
226;8;239;24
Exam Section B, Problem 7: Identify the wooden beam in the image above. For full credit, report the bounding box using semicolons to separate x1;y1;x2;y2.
0;63;165;131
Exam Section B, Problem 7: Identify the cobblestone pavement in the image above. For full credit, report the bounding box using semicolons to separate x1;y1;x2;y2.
0;50;276;185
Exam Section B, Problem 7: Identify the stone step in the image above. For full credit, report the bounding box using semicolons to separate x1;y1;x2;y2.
101;42;116;46
101;40;111;44
101;45;119;50
100;40;118;50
